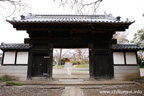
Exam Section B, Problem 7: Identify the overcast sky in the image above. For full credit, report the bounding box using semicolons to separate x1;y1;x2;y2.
0;0;144;43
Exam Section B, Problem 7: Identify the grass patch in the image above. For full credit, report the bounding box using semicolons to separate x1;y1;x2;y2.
0;75;12;82
5;81;23;86
53;65;64;69
72;63;89;68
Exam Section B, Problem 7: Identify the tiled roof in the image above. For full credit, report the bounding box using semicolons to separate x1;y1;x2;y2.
7;13;134;24
1;43;142;50
0;43;30;50
112;44;144;50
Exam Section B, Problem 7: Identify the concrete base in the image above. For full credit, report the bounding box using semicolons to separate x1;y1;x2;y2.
114;66;140;80
16;80;134;85
0;66;27;81
0;65;141;81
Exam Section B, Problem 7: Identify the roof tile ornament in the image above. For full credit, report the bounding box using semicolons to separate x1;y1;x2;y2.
6;13;134;24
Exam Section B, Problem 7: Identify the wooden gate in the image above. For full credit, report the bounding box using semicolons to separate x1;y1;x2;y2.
32;54;48;77
89;43;114;79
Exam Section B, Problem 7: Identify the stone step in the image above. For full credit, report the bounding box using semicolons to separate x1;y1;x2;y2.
59;79;84;82
32;77;47;80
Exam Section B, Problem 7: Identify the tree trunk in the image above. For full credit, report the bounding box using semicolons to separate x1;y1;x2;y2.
58;48;62;65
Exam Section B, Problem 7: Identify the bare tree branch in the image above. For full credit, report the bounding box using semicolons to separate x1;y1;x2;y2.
0;0;29;18
55;0;103;14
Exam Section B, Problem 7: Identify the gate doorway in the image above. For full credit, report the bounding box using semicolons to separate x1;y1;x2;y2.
52;48;90;80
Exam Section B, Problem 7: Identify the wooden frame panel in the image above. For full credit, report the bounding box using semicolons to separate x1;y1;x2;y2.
113;52;125;65
2;50;29;66
113;51;138;66
3;51;16;65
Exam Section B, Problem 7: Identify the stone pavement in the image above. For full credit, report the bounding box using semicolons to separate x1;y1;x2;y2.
62;86;84;96
53;68;89;79
140;68;144;77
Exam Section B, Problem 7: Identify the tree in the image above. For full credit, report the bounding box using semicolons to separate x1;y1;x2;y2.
113;32;129;44
0;0;28;18
131;29;144;47
131;29;144;65
69;49;88;64
54;0;103;13
58;48;62;65
53;49;71;68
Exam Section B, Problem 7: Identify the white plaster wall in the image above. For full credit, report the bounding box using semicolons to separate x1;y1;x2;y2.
0;66;28;81
113;52;125;64
126;52;137;64
16;52;29;64
114;66;140;80
3;51;15;64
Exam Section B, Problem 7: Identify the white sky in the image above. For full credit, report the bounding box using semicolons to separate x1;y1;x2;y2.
0;0;144;43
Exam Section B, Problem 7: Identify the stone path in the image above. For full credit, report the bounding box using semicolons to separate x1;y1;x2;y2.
53;68;89;79
140;68;144;76
62;86;84;96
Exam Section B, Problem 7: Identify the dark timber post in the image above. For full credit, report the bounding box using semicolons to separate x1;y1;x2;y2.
47;43;53;79
89;43;94;79
27;43;33;80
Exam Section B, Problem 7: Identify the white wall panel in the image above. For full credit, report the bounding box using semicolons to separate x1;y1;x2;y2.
113;52;125;64
16;52;28;64
126;52;137;64
3;51;16;64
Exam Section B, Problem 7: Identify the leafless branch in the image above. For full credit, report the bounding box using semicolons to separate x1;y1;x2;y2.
0;0;30;18
55;0;103;14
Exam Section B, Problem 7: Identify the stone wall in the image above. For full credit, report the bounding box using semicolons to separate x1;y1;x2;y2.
0;66;27;81
114;66;140;80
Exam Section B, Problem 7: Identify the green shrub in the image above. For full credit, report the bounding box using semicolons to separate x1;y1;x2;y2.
61;58;65;65
5;81;23;86
0;75;12;82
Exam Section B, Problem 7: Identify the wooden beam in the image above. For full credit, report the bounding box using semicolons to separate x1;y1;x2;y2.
14;23;129;32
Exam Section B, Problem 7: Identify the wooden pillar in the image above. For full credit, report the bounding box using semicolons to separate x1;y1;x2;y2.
27;43;33;80
47;43;53;79
89;43;94;78
109;44;114;78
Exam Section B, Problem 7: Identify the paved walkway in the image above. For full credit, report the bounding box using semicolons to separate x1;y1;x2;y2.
53;68;89;79
140;68;144;76
62;86;84;96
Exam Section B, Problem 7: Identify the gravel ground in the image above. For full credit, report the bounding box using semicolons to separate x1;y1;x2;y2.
83;84;144;96
0;85;63;96
0;84;144;96
83;78;144;96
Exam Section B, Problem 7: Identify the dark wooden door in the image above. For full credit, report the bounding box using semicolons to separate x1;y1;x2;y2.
94;54;113;78
89;44;113;79
32;54;48;77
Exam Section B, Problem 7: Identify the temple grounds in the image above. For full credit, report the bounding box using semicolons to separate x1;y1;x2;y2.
0;68;144;96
